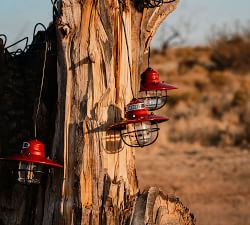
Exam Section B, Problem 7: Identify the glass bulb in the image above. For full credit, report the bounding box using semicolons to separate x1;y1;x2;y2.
120;122;159;147
144;97;162;110
18;162;43;184
134;122;152;146
139;90;167;111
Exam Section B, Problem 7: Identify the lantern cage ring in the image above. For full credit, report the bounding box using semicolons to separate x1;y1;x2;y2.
15;162;46;185
120;122;160;148
138;90;169;111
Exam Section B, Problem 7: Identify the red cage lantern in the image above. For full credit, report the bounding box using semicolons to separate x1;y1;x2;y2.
109;99;168;147
138;67;177;111
0;139;63;185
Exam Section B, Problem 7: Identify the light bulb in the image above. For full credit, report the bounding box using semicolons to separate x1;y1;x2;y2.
134;122;152;146
18;162;43;184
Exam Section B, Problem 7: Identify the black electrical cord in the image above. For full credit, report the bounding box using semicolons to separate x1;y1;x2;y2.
13;49;23;57
134;0;176;11
144;0;176;8
51;0;59;21
34;41;48;138
0;34;7;47
6;37;29;50
3;22;48;57
33;23;47;40
118;0;135;99
6;37;29;54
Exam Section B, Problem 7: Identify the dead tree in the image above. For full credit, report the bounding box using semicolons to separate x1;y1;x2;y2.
0;0;195;225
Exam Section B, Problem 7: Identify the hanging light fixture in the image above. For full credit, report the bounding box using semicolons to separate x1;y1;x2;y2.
109;99;168;147
114;2;169;148
0;139;63;185
0;27;63;185
138;67;177;111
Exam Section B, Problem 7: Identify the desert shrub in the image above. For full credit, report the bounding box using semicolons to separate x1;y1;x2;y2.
232;88;250;107
169;88;202;106
168;117;220;146
174;47;196;59
210;26;250;73
239;103;250;146
208;71;234;87
208;91;234;119
178;58;197;74
233;90;248;106
167;115;246;147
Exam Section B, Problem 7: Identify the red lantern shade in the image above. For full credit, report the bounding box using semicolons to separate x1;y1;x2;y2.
139;67;177;111
109;99;168;147
0;139;63;184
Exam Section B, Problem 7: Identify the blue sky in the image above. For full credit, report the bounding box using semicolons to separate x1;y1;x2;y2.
0;0;51;50
153;0;250;47
1;0;250;50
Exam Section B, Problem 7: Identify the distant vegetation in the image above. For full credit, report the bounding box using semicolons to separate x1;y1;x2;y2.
150;26;250;149
210;25;250;73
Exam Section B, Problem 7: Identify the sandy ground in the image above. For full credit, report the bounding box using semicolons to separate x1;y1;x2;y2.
136;138;250;225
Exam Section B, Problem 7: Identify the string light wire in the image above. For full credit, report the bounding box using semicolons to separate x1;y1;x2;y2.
118;0;135;99
34;41;48;138
147;46;151;68
0;34;7;47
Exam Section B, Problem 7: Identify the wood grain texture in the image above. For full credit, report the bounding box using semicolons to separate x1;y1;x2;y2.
131;187;195;225
40;1;180;224
0;1;196;225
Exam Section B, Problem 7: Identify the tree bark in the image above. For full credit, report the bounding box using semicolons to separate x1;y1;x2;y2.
0;0;196;225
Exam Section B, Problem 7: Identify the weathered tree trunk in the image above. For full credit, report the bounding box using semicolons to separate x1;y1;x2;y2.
0;0;196;225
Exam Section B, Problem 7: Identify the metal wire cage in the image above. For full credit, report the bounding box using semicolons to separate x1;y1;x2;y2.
139;67;177;111
120;121;159;147
17;162;45;185
0;140;63;185
138;90;168;111
108;99;169;148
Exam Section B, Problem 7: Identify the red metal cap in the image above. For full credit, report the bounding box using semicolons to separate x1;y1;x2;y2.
0;139;63;168
22;139;45;158
125;98;148;120
140;67;177;92
109;98;169;130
